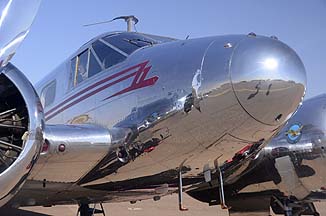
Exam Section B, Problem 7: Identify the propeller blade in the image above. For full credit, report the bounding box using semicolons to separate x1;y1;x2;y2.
0;0;42;67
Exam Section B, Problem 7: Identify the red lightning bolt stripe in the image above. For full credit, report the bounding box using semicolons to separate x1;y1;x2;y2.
45;61;158;121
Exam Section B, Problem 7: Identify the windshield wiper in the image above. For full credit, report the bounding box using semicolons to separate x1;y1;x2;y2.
123;38;154;47
134;38;154;46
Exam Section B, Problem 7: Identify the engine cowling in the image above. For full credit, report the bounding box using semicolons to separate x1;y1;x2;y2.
0;63;43;206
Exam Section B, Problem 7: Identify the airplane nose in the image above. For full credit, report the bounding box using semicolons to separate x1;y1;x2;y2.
229;36;306;125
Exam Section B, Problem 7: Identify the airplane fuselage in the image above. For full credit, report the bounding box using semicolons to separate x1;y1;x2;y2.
2;31;306;207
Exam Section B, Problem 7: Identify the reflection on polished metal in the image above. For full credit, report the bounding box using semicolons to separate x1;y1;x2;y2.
29;125;134;183
34;124;112;182
178;165;188;211
186;94;326;215
0;63;43;206
5;32;306;208
216;160;227;209
230;36;306;125
264;94;326;200
35;35;305;186
0;0;42;66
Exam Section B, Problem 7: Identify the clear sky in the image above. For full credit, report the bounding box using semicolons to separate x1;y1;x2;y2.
11;0;326;98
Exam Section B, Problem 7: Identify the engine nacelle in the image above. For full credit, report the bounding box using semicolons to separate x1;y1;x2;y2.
0;63;43;206
264;94;326;200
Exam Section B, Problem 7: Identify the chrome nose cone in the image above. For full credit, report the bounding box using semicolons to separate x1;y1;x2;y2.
230;36;306;126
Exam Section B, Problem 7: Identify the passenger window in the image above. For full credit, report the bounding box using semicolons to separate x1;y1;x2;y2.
92;40;126;69
76;50;89;85
41;81;56;108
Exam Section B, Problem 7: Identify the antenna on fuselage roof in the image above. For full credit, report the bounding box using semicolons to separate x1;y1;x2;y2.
83;15;139;32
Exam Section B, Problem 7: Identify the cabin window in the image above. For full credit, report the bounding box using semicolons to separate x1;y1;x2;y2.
103;33;156;55
41;80;56;108
92;40;126;69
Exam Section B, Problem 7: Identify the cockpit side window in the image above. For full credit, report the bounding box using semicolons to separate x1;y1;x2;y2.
103;33;157;55
70;39;127;88
76;49;89;85
92;40;126;69
41;80;56;108
70;48;104;87
69;57;77;89
69;33;160;88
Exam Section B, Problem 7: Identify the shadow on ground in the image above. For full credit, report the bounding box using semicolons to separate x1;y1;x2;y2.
1;208;50;216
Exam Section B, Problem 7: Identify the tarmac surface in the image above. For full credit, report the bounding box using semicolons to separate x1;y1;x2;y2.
5;194;225;216
2;194;325;216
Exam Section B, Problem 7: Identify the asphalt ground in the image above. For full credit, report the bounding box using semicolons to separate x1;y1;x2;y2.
10;194;228;216
1;194;324;216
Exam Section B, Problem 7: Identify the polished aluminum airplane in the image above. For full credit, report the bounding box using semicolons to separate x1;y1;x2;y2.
0;1;307;216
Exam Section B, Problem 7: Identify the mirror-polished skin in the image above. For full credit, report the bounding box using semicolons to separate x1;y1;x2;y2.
22;33;305;188
0;0;42;206
187;94;326;215
0;2;308;212
0;31;306;210
0;64;43;207
0;0;41;67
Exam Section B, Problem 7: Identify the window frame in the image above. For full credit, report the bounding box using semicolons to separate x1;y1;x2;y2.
98;38;128;57
88;48;104;78
71;49;91;87
40;80;57;108
102;33;159;55
91;40;127;71
90;47;105;70
69;35;135;89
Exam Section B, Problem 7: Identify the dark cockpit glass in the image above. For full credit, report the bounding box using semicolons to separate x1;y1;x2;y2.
70;32;176;88
88;51;102;77
103;33;158;55
92;40;126;69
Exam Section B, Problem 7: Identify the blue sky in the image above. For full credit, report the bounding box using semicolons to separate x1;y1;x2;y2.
11;0;326;98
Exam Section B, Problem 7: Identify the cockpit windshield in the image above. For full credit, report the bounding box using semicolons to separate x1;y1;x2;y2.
103;33;158;55
69;32;176;88
143;34;176;43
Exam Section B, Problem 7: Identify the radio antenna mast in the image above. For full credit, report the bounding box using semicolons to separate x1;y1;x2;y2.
83;15;139;32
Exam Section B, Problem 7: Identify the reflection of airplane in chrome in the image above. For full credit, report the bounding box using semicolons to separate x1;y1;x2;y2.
0;1;313;216
188;95;326;216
